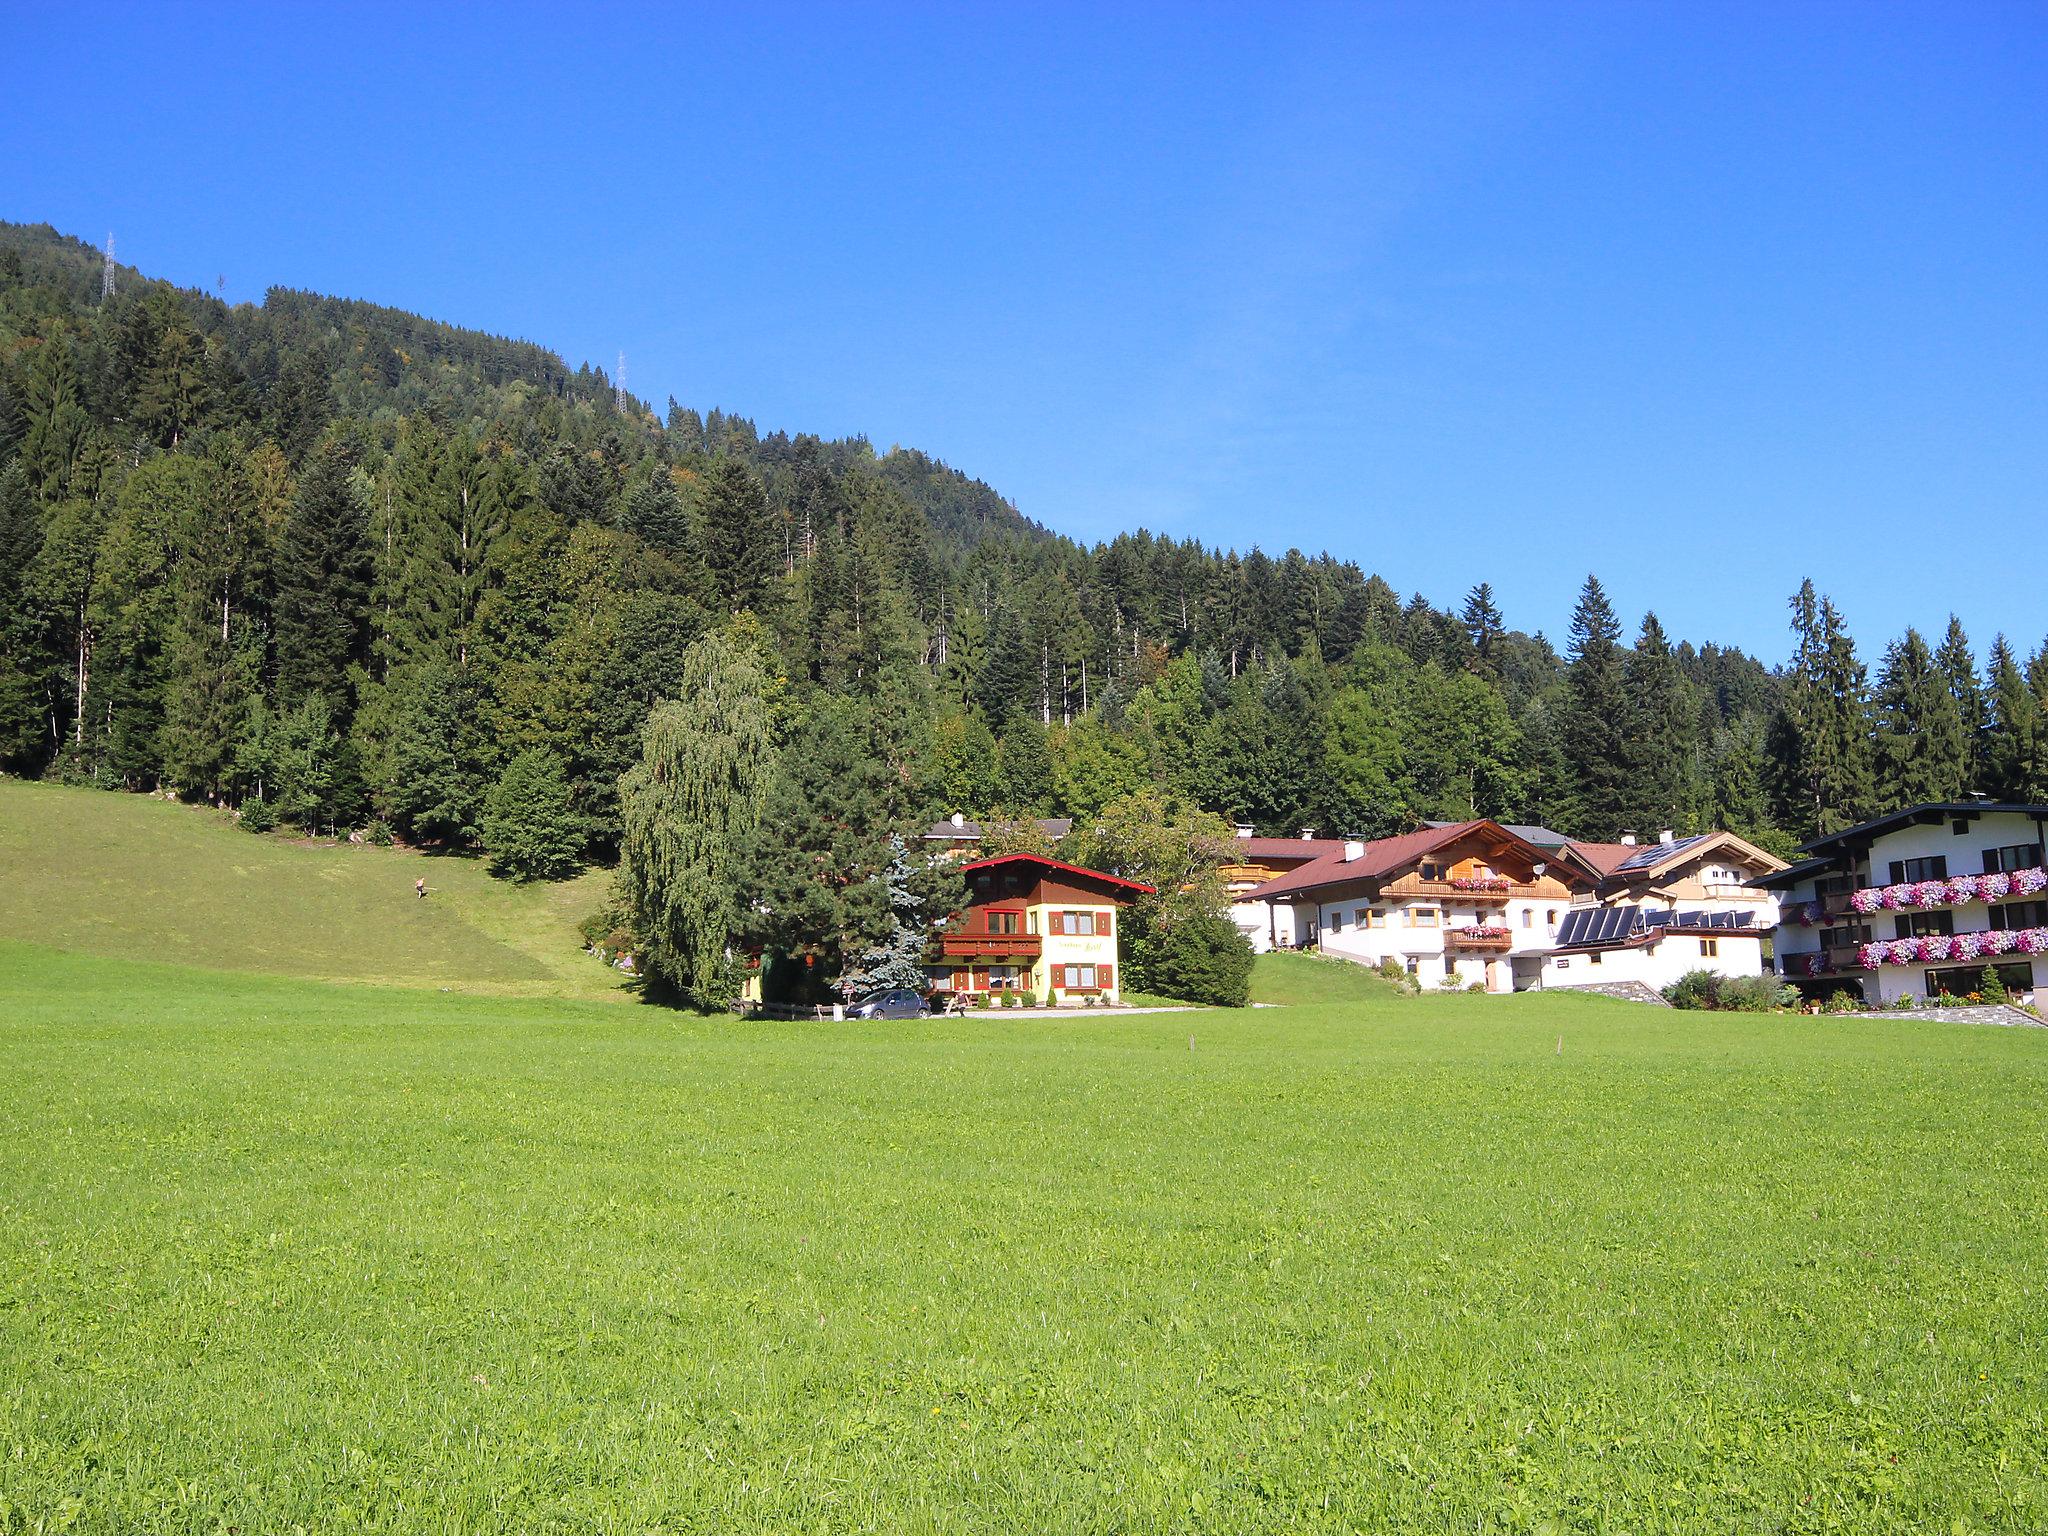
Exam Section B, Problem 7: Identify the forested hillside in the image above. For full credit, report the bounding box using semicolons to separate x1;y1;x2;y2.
3;216;2043;905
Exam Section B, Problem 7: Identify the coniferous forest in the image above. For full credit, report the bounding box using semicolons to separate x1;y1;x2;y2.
4;220;2045;1000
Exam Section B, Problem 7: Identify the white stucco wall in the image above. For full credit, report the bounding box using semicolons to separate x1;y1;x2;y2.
1537;933;1765;992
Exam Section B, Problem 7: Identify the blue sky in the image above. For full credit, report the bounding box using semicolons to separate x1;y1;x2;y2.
7;1;2043;659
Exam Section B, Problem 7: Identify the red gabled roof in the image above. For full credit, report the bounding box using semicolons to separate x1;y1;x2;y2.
957;851;1157;896
1244;819;1579;901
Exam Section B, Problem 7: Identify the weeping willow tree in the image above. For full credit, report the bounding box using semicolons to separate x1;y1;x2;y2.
616;628;777;1008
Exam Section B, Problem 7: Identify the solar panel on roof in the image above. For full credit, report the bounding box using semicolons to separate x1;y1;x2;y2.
1557;905;1650;947
1613;832;1715;874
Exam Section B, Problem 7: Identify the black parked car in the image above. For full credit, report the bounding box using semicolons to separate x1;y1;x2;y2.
846;987;930;1020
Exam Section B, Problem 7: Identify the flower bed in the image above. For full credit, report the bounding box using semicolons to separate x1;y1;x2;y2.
1448;876;1513;893
1849;867;2047;914
1859;925;2048;969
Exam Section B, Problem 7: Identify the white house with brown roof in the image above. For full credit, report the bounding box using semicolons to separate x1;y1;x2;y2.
1521;830;1785;992
1245;821;1786;995
1244;820;1590;992
1221;828;1353;952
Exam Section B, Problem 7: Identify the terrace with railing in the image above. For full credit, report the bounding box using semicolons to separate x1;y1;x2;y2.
1446;925;1514;950
1378;873;1555;903
938;932;1043;958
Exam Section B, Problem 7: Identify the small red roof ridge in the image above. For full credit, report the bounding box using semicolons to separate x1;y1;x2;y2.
1564;840;1638;876
957;851;1158;896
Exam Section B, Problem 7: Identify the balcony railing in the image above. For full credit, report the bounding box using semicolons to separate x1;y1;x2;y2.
1446;926;1513;950
1846;868;2048;917
1380;875;1545;903
1857;927;2048;968
1823;942;1868;971
939;933;1043;958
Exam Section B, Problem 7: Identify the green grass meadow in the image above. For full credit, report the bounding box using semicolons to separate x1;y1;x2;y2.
4;778;2048;1530
0;780;623;1001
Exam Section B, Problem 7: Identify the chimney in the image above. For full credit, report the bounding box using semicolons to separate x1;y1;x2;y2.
1619;832;1638;847
950;812;966;828
1343;839;1365;861
1659;829;1675;844
1299;827;1319;841
1233;823;1254;839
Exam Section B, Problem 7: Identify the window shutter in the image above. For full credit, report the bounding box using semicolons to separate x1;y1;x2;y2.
1894;917;1909;940
1099;965;1113;988
1932;856;1948;880
1890;861;1904;885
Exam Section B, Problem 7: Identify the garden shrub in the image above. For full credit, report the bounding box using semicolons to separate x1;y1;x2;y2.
1718;975;1796;1012
1146;914;1255;1007
1663;969;1722;1010
481;749;583;882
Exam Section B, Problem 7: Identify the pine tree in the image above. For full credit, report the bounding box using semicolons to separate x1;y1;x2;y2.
267;346;332;465
741;691;953;1001
617;630;778;1007
1559;575;1630;836
1460;582;1504;683
1935;616;1986;789
18;339;92;503
1620;613;1700;834
273;429;371;703
698;455;777;614
1709;712;1774;840
992;715;1055;813
1781;580;1874;836
1985;635;2044;800
1872;628;1968;805
837;836;942;997
622;465;691;554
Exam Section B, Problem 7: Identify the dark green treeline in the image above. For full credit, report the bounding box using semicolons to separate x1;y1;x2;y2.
2;222;2040;864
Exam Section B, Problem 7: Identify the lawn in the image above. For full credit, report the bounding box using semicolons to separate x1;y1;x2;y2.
0;777;626;1001
3;940;2046;1532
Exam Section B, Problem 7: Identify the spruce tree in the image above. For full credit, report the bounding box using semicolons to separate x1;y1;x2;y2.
1782;580;1874;836
273;429;371;704
992;715;1056;813
1985;635;2044;800
1620;612;1700;834
1709;712;1774;840
742;692;948;1001
698;455;778;614
1559;575;1630;836
1935;616;1986;788
1872;628;1968;805
1460;582;1504;683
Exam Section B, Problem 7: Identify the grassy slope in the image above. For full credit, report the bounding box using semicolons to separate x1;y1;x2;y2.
0;777;626;1001
1249;948;1397;1006
3;941;2045;1532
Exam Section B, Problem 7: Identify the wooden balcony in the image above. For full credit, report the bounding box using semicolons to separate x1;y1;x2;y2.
1379;875;1547;904
1824;942;1870;971
1820;892;1856;919
939;933;1043;959
1446;927;1513;951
